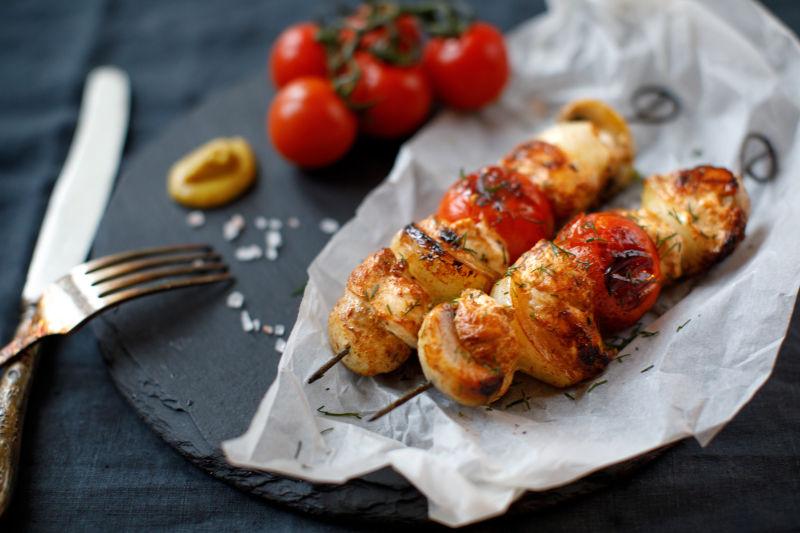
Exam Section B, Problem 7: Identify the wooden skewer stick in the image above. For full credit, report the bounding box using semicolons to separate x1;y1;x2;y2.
368;381;433;422
307;346;350;384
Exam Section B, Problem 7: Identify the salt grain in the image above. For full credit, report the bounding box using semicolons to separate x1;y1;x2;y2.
265;230;283;249
275;338;287;353
240;310;254;332
265;248;279;261
226;291;245;309
319;218;340;234
254;216;268;230
269;218;283;230
186;211;205;228
235;244;263;261
223;214;246;241
287;216;300;229
262;324;274;335
252;318;261;331
273;324;286;336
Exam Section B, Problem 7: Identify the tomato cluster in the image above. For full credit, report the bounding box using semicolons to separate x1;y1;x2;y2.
267;2;510;168
556;213;663;333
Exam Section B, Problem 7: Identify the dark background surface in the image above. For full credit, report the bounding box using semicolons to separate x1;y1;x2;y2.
0;0;798;531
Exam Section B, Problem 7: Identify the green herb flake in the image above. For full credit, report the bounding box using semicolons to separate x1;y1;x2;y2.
586;380;608;393
320;427;334;435
564;392;576;401
316;405;362;419
291;282;307;297
641;365;655;373
616;353;631;363
640;330;659;338
676;319;691;332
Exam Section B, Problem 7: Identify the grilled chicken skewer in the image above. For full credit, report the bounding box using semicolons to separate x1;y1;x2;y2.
411;165;750;409
316;100;636;382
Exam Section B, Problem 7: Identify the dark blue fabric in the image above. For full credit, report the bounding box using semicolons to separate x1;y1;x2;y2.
1;0;798;530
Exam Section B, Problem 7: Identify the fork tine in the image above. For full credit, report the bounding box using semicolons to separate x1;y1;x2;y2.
83;244;212;274
99;272;233;309
87;251;221;285
94;263;228;298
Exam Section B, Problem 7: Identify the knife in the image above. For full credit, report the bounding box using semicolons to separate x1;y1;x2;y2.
0;67;130;515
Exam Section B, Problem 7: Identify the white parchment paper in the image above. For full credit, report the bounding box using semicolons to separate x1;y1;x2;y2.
224;0;800;526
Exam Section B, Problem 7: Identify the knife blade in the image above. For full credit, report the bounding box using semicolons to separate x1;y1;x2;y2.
0;66;130;515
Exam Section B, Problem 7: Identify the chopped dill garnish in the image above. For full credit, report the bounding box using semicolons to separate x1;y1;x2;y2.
317;406;362;419
291;282;307;297
676;319;691;332
402;301;419;317
320;427;334;435
459;168;468;180
505;392;531;410
667;208;683;225
605;323;642;350
616;353;631;363
564;392;576;401
386;304;393;316
586;380;608;393
505;265;519;277
687;203;699;222
582;220;599;234
549;241;575;257
641;365;655;373
366;284;379;301
640;330;659;337
656;233;677;249
534;265;555;276
585;237;608;243
294;441;302;459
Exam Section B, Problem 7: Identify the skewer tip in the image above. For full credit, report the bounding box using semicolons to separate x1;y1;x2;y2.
307;346;350;384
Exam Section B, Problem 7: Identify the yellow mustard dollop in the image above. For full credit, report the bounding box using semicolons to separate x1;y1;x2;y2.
168;137;256;208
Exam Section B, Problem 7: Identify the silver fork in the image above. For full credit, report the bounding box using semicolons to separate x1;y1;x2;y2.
0;243;231;367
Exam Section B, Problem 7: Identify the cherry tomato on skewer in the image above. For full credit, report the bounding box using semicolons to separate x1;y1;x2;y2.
556;213;663;333
438;166;554;263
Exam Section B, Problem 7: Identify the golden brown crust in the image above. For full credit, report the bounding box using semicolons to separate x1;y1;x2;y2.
390;222;496;303
418;291;517;405
641;166;750;278
328;291;412;376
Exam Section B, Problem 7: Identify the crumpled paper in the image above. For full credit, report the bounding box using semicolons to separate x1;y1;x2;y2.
223;0;800;526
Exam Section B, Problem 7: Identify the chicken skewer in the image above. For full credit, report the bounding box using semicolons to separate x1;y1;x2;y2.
371;165;749;417
312;99;637;383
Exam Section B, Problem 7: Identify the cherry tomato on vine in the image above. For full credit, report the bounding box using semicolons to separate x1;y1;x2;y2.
437;166;554;262
342;6;422;59
269;22;328;88
268;77;357;168
556;213;663;333
349;52;432;138
423;22;509;110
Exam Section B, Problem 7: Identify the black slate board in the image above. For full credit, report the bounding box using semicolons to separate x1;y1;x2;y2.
90;74;667;523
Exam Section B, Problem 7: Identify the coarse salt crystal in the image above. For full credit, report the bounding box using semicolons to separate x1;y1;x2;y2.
265;230;282;249
235;244;263;261
287;216;300;229
273;324;286;336
186;211;205;228
275;338;287;353
226;291;244;309
319;218;340;234
252;318;261;331
269;218;283;230
265;248;279;261
254;216;268;230
240;310;254;332
262;324;274;335
223;214;246;241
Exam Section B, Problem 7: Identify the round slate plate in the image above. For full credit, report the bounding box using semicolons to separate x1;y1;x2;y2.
91;75;667;523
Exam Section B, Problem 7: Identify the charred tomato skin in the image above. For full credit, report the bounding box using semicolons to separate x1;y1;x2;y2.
556;212;663;333
437;165;554;262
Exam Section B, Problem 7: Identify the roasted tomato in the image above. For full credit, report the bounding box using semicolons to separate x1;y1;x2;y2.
350;52;433;138
437;166;554;262
268;77;357;168
269;23;328;88
556;212;662;333
422;22;509;110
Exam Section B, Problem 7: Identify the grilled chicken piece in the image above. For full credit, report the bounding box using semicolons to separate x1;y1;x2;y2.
417;166;750;404
501;99;635;221
324;100;636;379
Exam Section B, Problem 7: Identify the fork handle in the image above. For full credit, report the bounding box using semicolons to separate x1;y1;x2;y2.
0;312;46;368
0;340;39;516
